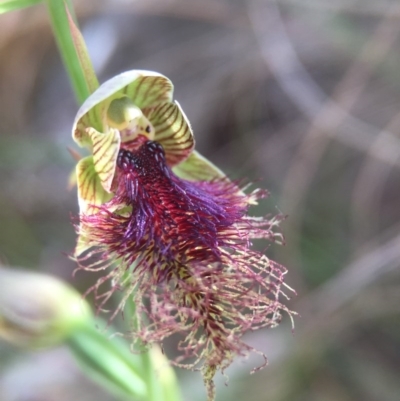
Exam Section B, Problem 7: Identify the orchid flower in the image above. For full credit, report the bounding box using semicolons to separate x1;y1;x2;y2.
72;70;294;401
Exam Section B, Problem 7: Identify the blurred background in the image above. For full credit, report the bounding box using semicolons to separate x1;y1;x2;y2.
1;0;400;400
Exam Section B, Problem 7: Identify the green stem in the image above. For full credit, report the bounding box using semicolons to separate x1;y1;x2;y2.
142;349;163;401
122;288;182;401
140;345;184;401
45;0;94;104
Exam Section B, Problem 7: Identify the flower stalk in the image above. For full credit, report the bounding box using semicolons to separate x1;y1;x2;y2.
45;0;98;104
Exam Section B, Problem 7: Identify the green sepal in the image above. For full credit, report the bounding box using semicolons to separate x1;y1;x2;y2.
172;150;226;181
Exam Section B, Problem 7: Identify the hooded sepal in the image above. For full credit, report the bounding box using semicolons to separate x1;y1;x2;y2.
72;70;175;148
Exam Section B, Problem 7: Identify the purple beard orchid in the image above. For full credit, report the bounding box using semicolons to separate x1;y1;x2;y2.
71;70;295;401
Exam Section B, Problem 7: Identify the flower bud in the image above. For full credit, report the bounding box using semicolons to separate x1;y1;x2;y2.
0;267;91;348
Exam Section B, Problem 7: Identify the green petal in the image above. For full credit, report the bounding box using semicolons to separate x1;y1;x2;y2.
76;156;112;214
72;70;173;147
144;101;194;166
87;128;120;192
172;150;226;181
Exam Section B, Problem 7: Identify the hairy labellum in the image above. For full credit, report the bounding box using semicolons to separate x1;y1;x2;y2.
76;140;293;400
114;141;249;279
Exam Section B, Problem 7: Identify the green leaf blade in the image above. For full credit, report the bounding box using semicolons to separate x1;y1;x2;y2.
68;321;147;400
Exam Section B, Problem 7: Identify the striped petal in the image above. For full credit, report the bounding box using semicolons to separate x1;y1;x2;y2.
87;128;121;192
144;101;194;166
76;156;112;214
72;70;173;148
